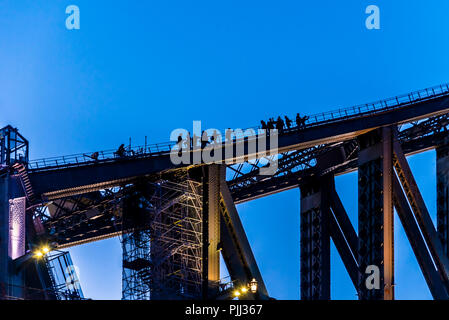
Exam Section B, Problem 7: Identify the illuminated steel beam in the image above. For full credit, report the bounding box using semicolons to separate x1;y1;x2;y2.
202;165;222;299
219;172;269;299
393;136;449;288
357;127;394;300
392;174;449;299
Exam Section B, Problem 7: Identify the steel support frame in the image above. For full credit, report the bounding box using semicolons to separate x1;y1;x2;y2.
392;175;449;299
393;135;449;296
300;174;359;299
202;165;221;299
437;138;449;256
219;175;269;299
300;175;332;300
0;173;28;300
329;188;359;290
357;127;394;300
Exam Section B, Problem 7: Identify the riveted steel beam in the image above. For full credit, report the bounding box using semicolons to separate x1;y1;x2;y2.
357;127;394;300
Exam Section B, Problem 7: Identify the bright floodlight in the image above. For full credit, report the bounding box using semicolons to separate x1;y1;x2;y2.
233;290;241;297
42;246;50;254
34;251;43;258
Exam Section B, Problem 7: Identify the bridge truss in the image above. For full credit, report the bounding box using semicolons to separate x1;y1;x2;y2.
3;83;449;300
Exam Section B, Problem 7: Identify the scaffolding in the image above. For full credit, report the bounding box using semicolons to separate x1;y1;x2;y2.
121;178;203;300
0;125;28;166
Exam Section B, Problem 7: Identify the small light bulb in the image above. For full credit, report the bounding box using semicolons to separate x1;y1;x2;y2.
34;251;43;258
233;290;241;297
42;247;50;254
241;287;248;293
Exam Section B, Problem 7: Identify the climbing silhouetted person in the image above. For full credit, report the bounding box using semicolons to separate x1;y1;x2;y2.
296;113;301;128
300;115;309;128
267;118;275;130
116;144;126;157
276;116;285;132
91;152;99;161
225;128;232;143
284;116;292;129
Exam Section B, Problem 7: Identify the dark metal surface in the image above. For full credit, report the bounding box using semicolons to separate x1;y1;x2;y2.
300;176;331;300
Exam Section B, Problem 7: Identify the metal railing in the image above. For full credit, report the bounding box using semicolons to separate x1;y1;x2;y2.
27;83;449;171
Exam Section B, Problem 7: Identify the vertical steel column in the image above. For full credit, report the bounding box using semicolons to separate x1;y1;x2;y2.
208;165;221;284
300;175;331;300
437;138;449;256
202;165;221;299
0;174;26;299
0;174;9;297
357;127;394;300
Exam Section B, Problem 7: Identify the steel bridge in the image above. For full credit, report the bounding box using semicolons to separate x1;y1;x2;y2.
2;83;449;299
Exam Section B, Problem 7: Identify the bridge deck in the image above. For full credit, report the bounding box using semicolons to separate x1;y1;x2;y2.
26;83;449;199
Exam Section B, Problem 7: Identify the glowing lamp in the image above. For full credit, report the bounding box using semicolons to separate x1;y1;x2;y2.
250;278;258;293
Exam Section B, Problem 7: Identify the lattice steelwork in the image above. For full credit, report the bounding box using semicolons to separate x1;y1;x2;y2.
121;178;203;300
357;129;394;300
300;177;331;300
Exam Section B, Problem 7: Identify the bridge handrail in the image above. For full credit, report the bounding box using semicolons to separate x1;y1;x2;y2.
27;83;449;171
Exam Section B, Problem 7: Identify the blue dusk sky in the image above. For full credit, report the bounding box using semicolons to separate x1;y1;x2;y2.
1;0;449;299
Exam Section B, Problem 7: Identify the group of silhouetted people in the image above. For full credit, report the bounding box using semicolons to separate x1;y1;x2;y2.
260;113;309;132
110;112;312;158
176;130;222;150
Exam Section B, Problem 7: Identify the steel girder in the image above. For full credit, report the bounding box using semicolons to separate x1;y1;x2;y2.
201;165;221;299
328;189;359;289
392;136;449;295
392;175;449;299
230;114;449;204
26;115;449;248
300;175;332;300
437;138;449;256
357;128;394;300
219;176;269;300
300;175;359;299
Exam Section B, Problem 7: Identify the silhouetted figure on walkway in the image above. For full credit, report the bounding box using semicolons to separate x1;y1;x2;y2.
276;116;285;132
260;120;267;130
116;144;126;157
285;116;292;129
91;152;99;161
267;118;275;130
225;128;232;142
300;115;309;128
296;113;301;128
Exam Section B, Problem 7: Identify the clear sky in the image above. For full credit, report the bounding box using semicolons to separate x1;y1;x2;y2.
1;0;449;299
